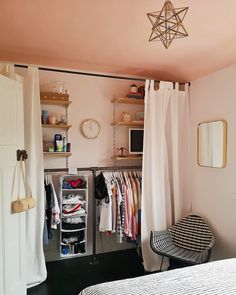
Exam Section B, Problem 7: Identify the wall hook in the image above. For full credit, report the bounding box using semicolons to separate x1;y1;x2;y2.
17;149;28;161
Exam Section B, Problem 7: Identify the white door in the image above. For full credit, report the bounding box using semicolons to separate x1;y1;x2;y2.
0;74;26;295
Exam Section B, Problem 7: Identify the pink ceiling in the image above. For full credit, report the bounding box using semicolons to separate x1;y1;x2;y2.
1;0;236;82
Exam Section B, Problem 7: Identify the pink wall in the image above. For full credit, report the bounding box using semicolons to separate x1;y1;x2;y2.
37;70;144;169
190;64;236;260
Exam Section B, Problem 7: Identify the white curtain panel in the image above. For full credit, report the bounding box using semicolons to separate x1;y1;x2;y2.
141;80;190;272
0;63;15;79
23;67;47;287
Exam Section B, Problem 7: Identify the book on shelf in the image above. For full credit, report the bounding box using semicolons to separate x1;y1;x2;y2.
127;92;143;99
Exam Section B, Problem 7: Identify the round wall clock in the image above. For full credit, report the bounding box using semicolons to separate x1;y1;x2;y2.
81;119;101;139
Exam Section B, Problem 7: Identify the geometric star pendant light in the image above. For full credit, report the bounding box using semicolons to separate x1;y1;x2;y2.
147;0;189;49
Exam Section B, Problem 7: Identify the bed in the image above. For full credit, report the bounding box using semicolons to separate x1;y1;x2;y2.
79;258;236;295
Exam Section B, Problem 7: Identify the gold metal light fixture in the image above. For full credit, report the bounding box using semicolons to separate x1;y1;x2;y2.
147;0;189;49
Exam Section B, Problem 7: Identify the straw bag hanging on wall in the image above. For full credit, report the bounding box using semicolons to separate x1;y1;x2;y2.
11;159;28;213
11;155;36;214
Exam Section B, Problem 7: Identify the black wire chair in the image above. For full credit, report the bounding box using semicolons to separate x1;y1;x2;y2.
150;214;215;270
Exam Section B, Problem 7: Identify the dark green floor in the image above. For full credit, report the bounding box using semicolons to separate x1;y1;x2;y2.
27;249;145;295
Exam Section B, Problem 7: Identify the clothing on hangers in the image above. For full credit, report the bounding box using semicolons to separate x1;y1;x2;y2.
98;169;142;243
44;174;60;240
95;172;109;203
99;172;113;232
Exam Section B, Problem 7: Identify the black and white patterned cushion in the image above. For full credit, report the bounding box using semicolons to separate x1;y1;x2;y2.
169;215;214;252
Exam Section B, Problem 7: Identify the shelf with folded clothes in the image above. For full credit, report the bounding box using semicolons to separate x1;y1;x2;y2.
61;240;86;246
62;193;86;202
61;177;87;190
61;201;87;215
60;229;86;257
62;203;86;211
62;195;87;206
60;253;84;258
62;219;86;230
61;228;86;233
62;202;86;205
62;188;87;191
61;212;87;219
62;215;86;221
61;228;85;243
60;240;86;257
61;213;87;219
59;174;88;258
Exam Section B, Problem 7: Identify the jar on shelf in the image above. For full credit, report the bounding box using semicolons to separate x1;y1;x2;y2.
130;83;138;93
41;110;48;124
121;112;131;122
48;115;57;125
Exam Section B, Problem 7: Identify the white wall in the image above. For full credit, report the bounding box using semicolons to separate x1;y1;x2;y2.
190;64;236;260
16;67;144;261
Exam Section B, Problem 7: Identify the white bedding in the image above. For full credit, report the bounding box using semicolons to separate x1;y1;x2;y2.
79;258;236;295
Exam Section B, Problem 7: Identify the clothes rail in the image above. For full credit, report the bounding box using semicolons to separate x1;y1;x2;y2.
15;64;155;82
44;167;90;173
14;63;190;85
44;166;141;173
44;165;142;264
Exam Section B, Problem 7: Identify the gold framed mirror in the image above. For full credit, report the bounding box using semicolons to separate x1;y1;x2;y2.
198;120;227;168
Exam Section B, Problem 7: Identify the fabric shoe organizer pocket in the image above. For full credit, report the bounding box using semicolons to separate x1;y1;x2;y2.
62;231;85;244
62;221;85;230
62;178;87;189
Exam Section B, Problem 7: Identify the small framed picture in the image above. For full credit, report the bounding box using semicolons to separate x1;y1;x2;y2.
136;111;144;121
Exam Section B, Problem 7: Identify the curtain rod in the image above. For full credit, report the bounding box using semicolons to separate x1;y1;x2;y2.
15;64;151;82
14;64;190;85
44;165;142;173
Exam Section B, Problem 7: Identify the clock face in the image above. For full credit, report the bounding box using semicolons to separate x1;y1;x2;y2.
81;119;101;139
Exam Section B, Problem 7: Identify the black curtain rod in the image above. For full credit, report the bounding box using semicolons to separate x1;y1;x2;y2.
15;64;150;82
14;64;190;85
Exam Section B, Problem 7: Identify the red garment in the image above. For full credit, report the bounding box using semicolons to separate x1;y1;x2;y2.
112;186;117;231
63;203;81;214
68;179;83;188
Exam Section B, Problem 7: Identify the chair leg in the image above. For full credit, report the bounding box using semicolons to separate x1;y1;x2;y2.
160;256;164;271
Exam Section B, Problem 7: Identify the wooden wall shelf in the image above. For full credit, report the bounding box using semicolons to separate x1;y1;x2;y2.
111;93;144;162
40;99;71;106
112;155;142;161
42;124;72;129
111;97;144;105
43;152;72;157
111;121;144;127
40;92;69;100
